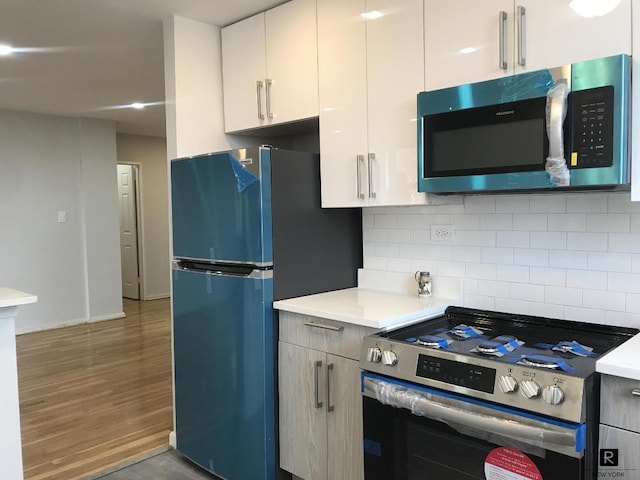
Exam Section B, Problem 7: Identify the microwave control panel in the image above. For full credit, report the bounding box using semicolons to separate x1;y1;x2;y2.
571;85;614;169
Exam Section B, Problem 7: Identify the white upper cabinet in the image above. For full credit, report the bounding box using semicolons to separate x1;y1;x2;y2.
221;0;318;133
425;0;632;91
318;0;426;207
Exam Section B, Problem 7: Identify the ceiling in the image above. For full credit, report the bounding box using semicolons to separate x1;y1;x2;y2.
0;0;286;137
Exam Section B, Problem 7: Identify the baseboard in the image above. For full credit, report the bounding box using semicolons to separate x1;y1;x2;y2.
168;430;176;448
143;293;171;301
17;312;126;335
89;312;126;323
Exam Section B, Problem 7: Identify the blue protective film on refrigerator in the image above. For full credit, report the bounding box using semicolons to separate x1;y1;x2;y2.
229;155;258;193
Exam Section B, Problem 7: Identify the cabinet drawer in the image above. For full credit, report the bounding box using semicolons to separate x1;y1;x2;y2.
599;425;640;474
600;375;640;432
279;311;377;361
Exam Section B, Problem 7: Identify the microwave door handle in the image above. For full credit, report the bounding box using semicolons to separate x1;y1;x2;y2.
517;5;526;66
499;11;508;70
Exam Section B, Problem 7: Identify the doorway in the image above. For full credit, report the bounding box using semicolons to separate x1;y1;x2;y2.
117;163;142;300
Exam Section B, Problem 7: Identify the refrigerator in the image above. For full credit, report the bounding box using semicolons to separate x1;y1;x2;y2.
171;146;362;480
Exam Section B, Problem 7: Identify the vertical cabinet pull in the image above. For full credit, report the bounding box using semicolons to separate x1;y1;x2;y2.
499;11;508;70
356;154;365;199
256;80;265;120
314;360;323;408
368;153;376;199
632;388;640;397
326;363;334;412
517;6;526;66
265;78;274;119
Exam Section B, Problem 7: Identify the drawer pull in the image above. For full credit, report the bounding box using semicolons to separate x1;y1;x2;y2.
304;322;344;332
632;388;640;397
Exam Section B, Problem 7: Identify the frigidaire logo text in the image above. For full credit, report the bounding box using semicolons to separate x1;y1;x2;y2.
495;110;515;116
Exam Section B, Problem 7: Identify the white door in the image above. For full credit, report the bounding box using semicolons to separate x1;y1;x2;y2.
117;164;140;300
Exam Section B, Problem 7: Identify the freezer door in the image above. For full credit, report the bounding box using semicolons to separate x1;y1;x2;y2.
171;148;273;264
173;267;276;480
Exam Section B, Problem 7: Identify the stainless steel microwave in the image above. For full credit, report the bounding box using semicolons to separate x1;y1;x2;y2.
417;55;631;194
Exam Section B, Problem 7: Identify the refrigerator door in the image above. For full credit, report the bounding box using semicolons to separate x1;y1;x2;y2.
171;148;273;265
173;266;276;480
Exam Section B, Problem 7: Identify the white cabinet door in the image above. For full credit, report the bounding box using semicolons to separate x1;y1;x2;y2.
425;0;512;90
221;13;267;132
367;0;426;206
266;0;318;125
279;342;327;480
318;0;369;207
518;0;631;74
326;354;364;480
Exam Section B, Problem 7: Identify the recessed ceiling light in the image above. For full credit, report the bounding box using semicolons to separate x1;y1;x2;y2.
131;102;145;110
361;11;384;20
0;44;15;56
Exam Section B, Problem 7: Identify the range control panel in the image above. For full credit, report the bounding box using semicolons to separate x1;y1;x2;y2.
571;85;615;169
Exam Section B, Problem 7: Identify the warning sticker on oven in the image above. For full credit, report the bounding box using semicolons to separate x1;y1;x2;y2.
484;447;543;480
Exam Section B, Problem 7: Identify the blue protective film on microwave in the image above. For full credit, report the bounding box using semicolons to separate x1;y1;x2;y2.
229;154;258;193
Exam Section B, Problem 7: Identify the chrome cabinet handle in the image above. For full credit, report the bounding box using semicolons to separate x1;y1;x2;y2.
256;80;265;120
499;11;508;70
517;5;526;66
632;388;640;397
368;153;376;199
265;78;274;119
326;363;334;413
356;154;365;199
314;360;323;409
304;321;344;332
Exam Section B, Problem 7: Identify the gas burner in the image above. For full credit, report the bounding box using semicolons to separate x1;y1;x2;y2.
416;335;451;349
519;355;561;369
552;341;596;357
474;335;523;357
447;324;483;340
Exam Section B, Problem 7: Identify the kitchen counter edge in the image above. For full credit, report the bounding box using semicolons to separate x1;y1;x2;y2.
596;333;640;381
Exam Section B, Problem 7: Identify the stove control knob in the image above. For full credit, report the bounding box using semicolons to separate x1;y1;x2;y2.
542;385;565;405
367;347;382;363
520;380;541;399
498;375;518;394
382;350;397;367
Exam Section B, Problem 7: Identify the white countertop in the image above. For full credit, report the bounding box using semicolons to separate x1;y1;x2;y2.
596;333;640;381
273;287;455;330
0;288;37;308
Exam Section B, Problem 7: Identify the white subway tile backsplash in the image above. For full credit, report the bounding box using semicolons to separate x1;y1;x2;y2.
451;246;482;263
530;267;566;287
480;214;513;231
497;231;530;248
528;302;565;318
397;245;427;259
364;256;387;270
465;231;497;247
608;193;640;213
374;214;398;229
633;255;640;273
530;195;566;213
386;258;412;273
464;278;479;295
608;233;640;253
608;273;640;293
386;229;411;244
479;280;511;298
587;252;632;273
625;293;640;313
428;194;464;206
566;269;607;290
495;298;530;314
362;213;375;228
367;207;388;215
513;248;549;267
410;230;431;245
583;289;626;311
363;228;386;243
586;214;630;233
496;265;529;283
363;243;377;256
510;283;545;302
425;245;453;261
436;261;466;277
496;195;530;213
513;214;547;231
566;193;608;213
467;263;497;280
531;232;567;250
564;306;605;323
398;214;428;229
547;214;586;232
451;214;480;231
464;196;496;213
604;310;640;328
464;295;495;310
566;232;608;252
376;245;400;258
631;215;640;233
544;286;582;307
482;247;514;264
548;250;588;269
435;204;464;214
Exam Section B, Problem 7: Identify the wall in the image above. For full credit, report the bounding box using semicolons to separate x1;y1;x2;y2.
363;191;640;328
116;134;170;300
0;109;123;333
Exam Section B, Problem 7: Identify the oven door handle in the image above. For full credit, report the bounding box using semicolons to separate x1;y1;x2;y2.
363;376;584;456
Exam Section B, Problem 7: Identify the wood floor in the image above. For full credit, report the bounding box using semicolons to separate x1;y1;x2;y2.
16;298;173;480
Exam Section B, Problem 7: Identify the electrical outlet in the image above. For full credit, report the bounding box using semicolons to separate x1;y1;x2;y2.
431;224;454;242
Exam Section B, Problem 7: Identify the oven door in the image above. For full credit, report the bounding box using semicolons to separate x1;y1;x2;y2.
362;372;591;480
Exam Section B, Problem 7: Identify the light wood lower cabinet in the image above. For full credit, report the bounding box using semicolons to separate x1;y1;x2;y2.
278;312;375;480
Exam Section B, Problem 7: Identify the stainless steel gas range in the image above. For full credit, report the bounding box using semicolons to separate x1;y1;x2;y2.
359;306;638;480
